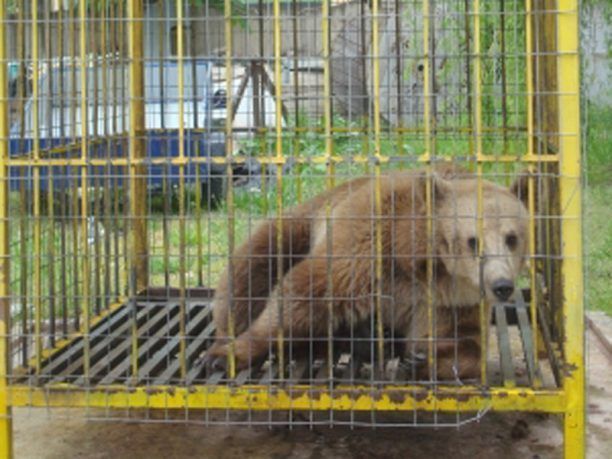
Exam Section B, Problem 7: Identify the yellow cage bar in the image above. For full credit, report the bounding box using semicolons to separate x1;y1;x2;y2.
0;0;11;454
557;1;584;457
0;1;585;457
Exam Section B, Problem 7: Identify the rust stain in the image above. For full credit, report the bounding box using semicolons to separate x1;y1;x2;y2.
287;390;308;400
563;362;579;376
144;386;173;396
386;390;407;404
413;391;430;402
453;393;471;403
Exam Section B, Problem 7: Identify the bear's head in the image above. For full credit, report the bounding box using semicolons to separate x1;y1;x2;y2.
427;173;529;304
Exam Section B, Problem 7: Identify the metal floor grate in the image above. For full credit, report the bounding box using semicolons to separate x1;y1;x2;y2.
12;289;555;388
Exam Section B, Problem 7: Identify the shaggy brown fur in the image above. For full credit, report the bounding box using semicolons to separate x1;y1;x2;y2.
209;166;528;380
212;176;371;343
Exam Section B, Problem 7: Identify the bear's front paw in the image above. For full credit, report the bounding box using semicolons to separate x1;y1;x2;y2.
203;339;256;371
197;342;229;372
207;341;229;358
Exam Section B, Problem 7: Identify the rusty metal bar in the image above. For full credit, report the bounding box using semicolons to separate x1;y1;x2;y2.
128;0;147;381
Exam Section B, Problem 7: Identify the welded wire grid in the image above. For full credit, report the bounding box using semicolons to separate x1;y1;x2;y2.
0;0;583;440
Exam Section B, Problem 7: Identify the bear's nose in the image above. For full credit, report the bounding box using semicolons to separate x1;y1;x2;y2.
492;279;514;302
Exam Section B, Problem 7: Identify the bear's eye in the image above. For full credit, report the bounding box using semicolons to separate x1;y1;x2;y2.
506;233;518;250
467;237;478;253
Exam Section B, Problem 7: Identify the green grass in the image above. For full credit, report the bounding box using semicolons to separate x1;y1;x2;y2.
584;104;612;314
585;186;612;314
148;212;252;287
585;104;612;187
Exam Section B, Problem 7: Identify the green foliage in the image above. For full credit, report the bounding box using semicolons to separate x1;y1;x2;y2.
585;104;612;186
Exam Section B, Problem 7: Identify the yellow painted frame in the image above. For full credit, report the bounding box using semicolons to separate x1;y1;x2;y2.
0;0;11;455
8;384;566;413
557;1;584;457
0;1;584;458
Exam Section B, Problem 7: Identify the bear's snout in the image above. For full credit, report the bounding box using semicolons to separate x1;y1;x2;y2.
491;279;514;302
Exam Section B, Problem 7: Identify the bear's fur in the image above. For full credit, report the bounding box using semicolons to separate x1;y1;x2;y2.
209;166;529;379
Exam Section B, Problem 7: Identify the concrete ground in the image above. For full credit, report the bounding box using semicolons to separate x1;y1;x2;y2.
11;316;612;459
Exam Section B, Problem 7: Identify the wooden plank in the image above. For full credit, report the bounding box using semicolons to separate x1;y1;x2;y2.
334;353;352;381
150;315;213;385
343;355;362;383
309;359;324;383
230;65;251;122
32;303;133;383
41;307;151;382
137;287;214;301
233;367;256;386
184;360;208;386
495;304;516;388
259;359;278;385
537;302;562;387
152;309;214;385
47;305;152;384
285;359;309;386
97;305;184;385
206;371;224;385
138;305;211;385
515;294;543;387
385;357;401;382
314;358;331;383
74;305;178;385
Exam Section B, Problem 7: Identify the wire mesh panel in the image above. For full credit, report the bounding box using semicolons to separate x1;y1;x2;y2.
0;0;584;456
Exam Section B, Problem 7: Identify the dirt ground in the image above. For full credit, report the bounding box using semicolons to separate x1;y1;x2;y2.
12;315;612;459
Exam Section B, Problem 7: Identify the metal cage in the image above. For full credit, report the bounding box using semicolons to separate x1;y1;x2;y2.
0;0;583;457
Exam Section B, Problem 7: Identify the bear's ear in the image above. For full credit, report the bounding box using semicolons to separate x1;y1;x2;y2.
510;170;530;207
417;171;452;204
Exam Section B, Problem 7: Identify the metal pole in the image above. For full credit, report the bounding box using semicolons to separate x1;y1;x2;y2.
557;1;585;457
128;0;147;380
79;0;91;381
128;0;148;294
0;0;13;454
177;0;187;381
372;0;385;377
224;0;236;379
273;0;285;379
473;0;488;388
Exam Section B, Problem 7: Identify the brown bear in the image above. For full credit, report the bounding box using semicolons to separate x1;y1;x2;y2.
208;166;529;380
